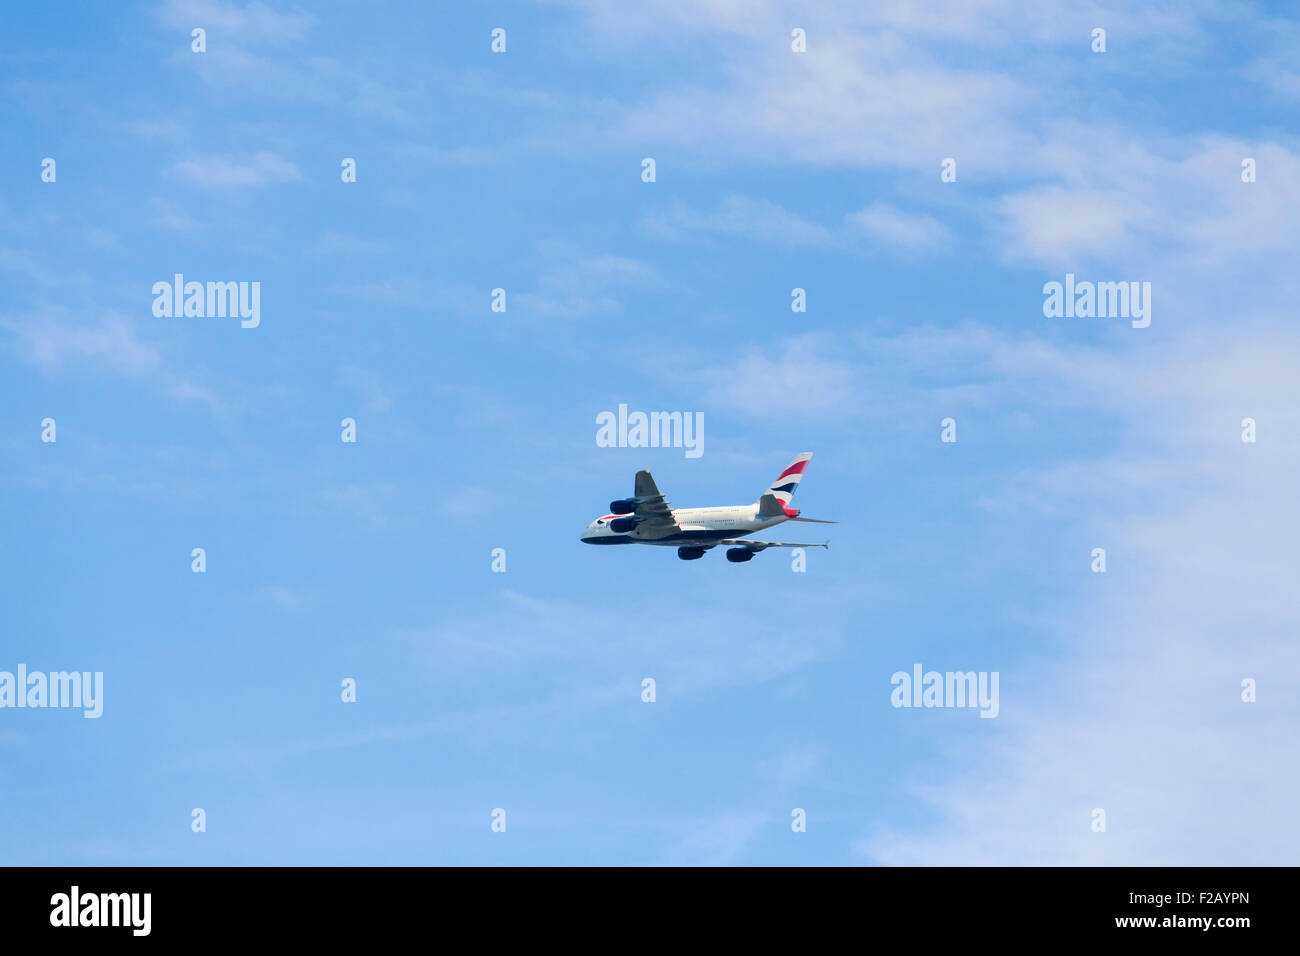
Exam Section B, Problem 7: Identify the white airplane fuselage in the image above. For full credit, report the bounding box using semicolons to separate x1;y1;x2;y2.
581;504;787;546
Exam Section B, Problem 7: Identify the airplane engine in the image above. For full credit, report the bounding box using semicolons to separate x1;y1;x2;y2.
726;547;754;563
677;547;706;560
609;499;635;515
610;516;639;533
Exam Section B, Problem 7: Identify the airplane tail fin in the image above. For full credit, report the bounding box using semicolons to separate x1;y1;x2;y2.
762;453;812;508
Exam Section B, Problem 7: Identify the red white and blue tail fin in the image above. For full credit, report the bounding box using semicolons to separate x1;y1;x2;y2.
764;453;812;507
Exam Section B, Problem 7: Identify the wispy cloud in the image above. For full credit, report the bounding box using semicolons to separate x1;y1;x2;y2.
396;145;500;166
756;742;827;786
151;197;200;231
168;151;301;191
339;366;394;414
155;0;315;43
646;195;831;245
155;3;420;124
319;481;402;530
852;329;1300;864
658;810;771;866
327;276;427;308
252;585;311;611
438;486;497;519
0;247;77;287
396;589;840;694
846;202;950;250
1;308;218;408
515;252;659;319
696;334;865;424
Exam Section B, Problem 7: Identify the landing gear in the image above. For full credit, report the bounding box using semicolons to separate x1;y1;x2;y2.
725;548;754;563
677;547;706;560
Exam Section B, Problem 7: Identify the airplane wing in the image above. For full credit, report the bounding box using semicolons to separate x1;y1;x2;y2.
720;539;829;551
633;470;681;538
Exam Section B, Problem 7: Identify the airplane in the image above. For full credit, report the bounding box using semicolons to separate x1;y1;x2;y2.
580;453;836;562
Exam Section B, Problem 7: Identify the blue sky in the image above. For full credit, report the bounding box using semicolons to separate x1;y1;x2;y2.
2;0;1298;865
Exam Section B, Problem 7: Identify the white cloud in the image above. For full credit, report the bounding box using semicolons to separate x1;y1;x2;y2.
125;116;190;141
846;202;950;250
579;48;1031;174
565;0;1207;52
327;276;426;308
151;198;200;231
1;308;218;408
851;328;1300;864
169;151;301;191
396;588;840;694
683;320;1300;864
553;1;1300;297
658;810;771;866
697;334;863;424
312;232;390;257
319;482;402;530
756;742;827;786
396;145;499;166
84;227;122;252
255;585;310;610
991;136;1300;273
0;247;72;286
515;252;659;320
156;0;315;43
993;186;1144;268
438;486;497;519
340;366;393;414
155;9;419;124
646;196;831;245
